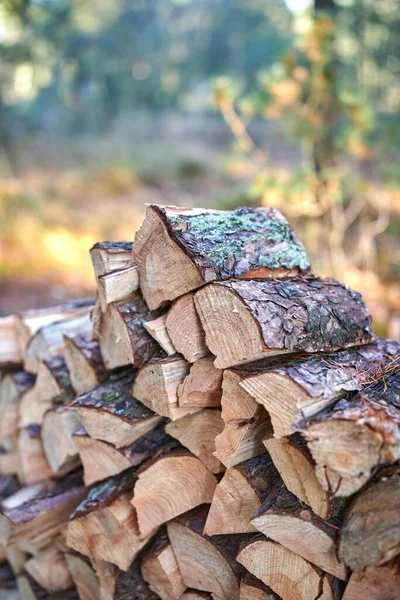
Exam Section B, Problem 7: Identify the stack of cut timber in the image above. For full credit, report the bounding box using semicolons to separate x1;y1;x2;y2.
0;204;399;600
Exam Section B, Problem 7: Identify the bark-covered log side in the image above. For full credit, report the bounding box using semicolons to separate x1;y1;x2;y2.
65;332;106;374
121;425;173;465
43;356;75;402
0;475;19;503
220;277;372;353
113;558;159;600
91;241;133;254
8;371;36;395
235;453;283;504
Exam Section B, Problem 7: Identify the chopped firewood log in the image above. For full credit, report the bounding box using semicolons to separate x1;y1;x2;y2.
42;406;81;474
339;466;400;571
165;409;224;473
0;315;21;366
24;545;73;593
111;557;160;600
69;368;162;448
180;592;212;600
177;357;223;409
143;315;176;356
167;505;252;600
73;425;173;485
263;434;330;519
67;469;153;570
133;355;199;421
204;453;281;535
165;295;208;363
97;293;165;370
239;573;279;600
18;426;53;485
5;544;26;576
141;529;187;599
251;487;347;579
92;560;117;600
237;536;342;600
302;373;400;497
63;333;106;395
240;337;398;438
0;370;35;437
20;355;74;427
17;571;78;600
24;312;92;373
90;241;133;278
342;558;400;600
91;299;103;343
195;277;372;369
65;550;101;600
0;473;86;547
98;265;140;311
0;439;20;476
214;369;272;468
133;204;311;309
131;450;217;538
1;481;51;512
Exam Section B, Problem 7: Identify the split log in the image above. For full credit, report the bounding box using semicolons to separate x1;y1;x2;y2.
251;487;347;579
194;277;372;368
239;337;398;438
24;312;92;373
1;481;50;512
0;370;35;437
131;450;217;538
180;592;212;600
5;544;26;576
141;530;186;599
342;559;400;600
165;295;208;363
0;315;21;366
42;406;82;474
167;505;252;600
214;369;272;468
24;545;73;593
339;467;400;571
73;425;173;486
18;425;53;485
177;357;223;409
63;333;106;395
263;434;330;519
133;204;311;309
65;551;101;600
239;573;279;600
17;571;77;600
97;294;165;370
143;315;176;356
92;560;117;600
97;265;140;311
69;368;162;448
165;409;224;473
132;355;199;421
91;299;103;343
204;453;281;535
67;468;152;570
0;440;19;476
0;474;19;504
90;241;133;278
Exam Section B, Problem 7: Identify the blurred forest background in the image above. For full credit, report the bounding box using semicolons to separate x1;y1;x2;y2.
0;0;399;337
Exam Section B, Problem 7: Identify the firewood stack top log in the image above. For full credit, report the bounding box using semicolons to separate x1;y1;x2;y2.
0;202;399;600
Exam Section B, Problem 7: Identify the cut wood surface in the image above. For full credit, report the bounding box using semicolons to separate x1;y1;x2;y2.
24;545;73;592
18;425;53;485
264;434;330;519
339;468;400;571
204;453;281;535
70;368;162;448
98;265;140;311
0;370;35;437
90;241;133;278
141;530;186;599
214;369;272;468
63;333;106;395
239;573;279;600
177;357;223;409
165;295;208;363
97;293;165;369
65;550;101;600
165;409;224;473
42;406;81;473
143;314;176;356
132;355;199;421
133;204;311;309
131;450;217;538
0;441;19;477
180;592;212;599
168;505;252;600
195;277;372;368
0;315;21;366
342;559;400;600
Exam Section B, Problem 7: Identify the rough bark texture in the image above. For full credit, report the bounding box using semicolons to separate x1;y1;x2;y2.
42;356;75;403
113;558;159;600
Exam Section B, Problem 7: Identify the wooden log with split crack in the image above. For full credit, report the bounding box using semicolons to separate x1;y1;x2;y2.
131;448;218;538
73;425;173;486
69;368;163;448
237;337;397;438
214;368;272;468
177;357;222;409
301;370;400;497
97;265;140;312
164;295;208;363
19;355;74;427
0;316;21;366
18;425;53;485
42;405;82;474
65;550;101;600
237;535;344;600
338;465;400;571
194;277;373;369
0;370;35;438
133;204;311;310
239;573;280;600
63;333;106;395
140;529;186;599
24;545;73;593
143;314;176;356
167;504;253;600
165;409;225;473
90;241;133;279
96;293;166;369
342;558;400;600
24;311;93;374
132;355;200;421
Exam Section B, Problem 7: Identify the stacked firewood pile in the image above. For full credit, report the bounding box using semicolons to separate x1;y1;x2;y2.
0;204;399;600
